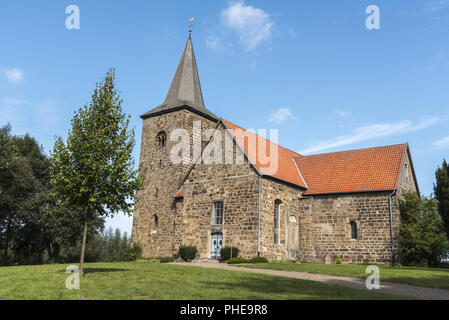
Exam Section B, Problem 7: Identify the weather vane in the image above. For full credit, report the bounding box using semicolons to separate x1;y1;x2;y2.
188;17;194;35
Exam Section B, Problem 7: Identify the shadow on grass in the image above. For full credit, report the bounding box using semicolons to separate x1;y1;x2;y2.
196;275;390;300
84;268;130;275
58;267;130;274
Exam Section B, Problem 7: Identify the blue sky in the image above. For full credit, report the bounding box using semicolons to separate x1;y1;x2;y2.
1;1;448;235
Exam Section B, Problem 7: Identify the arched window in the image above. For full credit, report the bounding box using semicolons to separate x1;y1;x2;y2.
350;221;357;240
154;214;159;229
274;200;281;244
157;131;167;147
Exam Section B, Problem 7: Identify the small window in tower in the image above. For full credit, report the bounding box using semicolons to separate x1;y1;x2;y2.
213;201;223;225
157;131;167;147
350;221;358;240
154;214;159;229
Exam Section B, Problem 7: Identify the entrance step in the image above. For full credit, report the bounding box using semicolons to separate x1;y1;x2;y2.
193;258;220;263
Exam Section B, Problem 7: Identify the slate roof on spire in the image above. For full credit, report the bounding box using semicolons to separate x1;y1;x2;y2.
141;35;219;121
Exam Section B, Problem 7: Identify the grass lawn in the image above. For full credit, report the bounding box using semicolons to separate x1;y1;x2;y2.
0;261;409;300
237;262;449;290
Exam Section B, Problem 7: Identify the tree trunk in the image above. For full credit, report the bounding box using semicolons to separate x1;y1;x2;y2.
79;219;88;278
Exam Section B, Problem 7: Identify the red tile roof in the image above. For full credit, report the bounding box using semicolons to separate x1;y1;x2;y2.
294;144;408;195
174;187;184;198
174;119;411;197
222;119;307;188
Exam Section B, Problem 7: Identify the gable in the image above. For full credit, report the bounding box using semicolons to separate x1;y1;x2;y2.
222;120;307;189
175;121;258;198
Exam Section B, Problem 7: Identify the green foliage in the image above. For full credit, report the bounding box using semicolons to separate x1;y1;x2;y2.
0;124;39;265
124;242;143;261
227;257;248;264
159;256;175;263
49;69;142;271
1;124;102;265
178;246;197;262
220;246;239;261
58;228;130;263
336;254;342;264
434;159;449;243
50;69;142;218
248;257;269;263
399;192;449;266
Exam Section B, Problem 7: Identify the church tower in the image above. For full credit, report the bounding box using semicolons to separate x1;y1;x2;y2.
131;35;219;257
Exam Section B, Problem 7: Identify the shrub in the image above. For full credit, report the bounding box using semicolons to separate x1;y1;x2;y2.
220;246;239;261
178;246;197;262
159;256;175;263
399;192;449;266
248;257;269;264
124;243;143;261
227;257;248;264
336;254;342;264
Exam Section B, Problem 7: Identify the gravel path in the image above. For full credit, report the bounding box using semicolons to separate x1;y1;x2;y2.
171;262;449;300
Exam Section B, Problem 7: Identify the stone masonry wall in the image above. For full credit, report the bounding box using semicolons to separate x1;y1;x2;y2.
177;123;260;259
259;178;303;261
131;109;216;258
298;191;400;264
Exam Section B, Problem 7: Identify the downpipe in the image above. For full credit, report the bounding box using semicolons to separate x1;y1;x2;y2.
257;174;262;257
388;190;397;266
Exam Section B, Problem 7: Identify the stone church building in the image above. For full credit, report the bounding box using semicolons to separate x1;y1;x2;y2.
131;35;419;264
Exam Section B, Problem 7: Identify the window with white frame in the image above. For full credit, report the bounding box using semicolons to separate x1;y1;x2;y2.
213;201;223;225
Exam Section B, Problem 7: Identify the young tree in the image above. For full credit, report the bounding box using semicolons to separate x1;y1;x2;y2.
434;159;449;242
399;192;449;266
50;69;142;276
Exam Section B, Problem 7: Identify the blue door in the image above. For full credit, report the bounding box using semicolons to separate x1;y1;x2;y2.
211;233;223;259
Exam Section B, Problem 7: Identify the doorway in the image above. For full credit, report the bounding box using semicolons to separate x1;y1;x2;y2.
211;233;223;259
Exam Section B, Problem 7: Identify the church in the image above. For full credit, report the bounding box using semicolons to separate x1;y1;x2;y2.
131;35;419;265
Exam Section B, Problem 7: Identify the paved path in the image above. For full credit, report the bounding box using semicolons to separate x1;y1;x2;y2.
171;262;449;300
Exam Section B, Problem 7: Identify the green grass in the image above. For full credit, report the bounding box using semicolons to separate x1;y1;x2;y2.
0;261;409;300
236;261;449;290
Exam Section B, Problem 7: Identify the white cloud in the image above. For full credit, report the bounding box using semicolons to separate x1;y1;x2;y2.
0;67;25;84
422;51;449;71
433;136;449;148
288;28;297;38
300;117;441;154
335;110;351;118
206;36;220;50
426;0;449;12
268;108;296;125
2;98;29;106
221;1;274;51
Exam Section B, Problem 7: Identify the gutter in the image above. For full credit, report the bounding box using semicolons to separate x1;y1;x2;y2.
388;190;397;266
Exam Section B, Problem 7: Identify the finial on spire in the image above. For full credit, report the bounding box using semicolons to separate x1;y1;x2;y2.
188;17;194;36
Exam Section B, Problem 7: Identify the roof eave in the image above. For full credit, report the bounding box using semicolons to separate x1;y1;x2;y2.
303;188;397;196
140;105;219;122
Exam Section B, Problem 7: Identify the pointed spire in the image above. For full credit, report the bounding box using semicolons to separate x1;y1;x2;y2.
141;36;218;121
163;35;205;110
